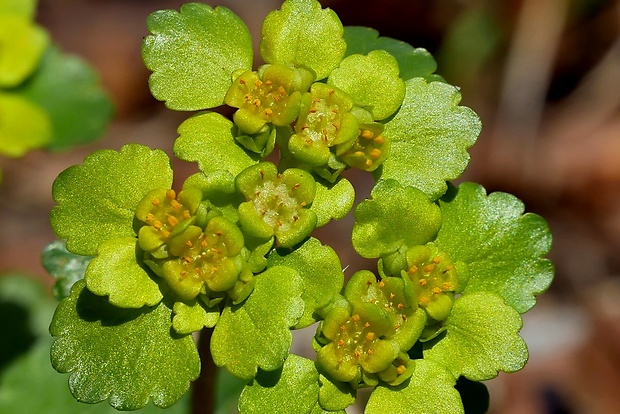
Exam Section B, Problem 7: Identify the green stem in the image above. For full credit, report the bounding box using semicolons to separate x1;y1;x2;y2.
192;328;217;414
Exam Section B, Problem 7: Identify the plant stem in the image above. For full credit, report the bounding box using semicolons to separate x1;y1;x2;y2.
192;328;217;414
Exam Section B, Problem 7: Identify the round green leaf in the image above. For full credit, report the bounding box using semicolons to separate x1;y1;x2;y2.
172;298;219;335
352;179;442;258
343;26;438;81
268;237;344;328
174;112;258;177
423;292;528;381
328;50;405;120
142;3;253;110
50;144;173;256
49;281;200;410
85;237;163;309
16;45;114;150
310;177;355;227
377;78;481;200
0;92;51;157
211;266;304;380
435;182;554;313
0;15;48;87
260;0;346;80
366;359;463;414
41;240;93;300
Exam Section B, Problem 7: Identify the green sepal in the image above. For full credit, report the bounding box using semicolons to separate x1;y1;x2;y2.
0;92;51;157
182;170;243;225
85;237;163;309
366;359;464;414
51;144;173;256
342;26;439;81
41;240;93;300
234;125;277;157
435;182;554;313
268;237;344;328
172;298;219;335
174;111;259;177
328;50;405;120
310;177;355;227
226;267;256;305
377;78;481;200
351;179;442;258
260;0;346;80
423;292;528;381
211;266;304;380
49;280;200;410
239;354;345;414
142;3;253;110
0;14;48;87
15;45;114;150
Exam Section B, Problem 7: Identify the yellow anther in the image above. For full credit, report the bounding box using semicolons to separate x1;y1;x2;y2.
153;221;163;230
152;198;160;206
370;149;382;159
244;93;253;101
183;210;191;219
442;282;452;291
161;230;171;239
166;189;176;200
354;151;364;157
361;130;374;139
253;99;261;107
378;281;385;288
170;199;183;211
364;322;370;328
277;86;286;95
265;80;272;86
145;213;155;223
216;230;223;236
340;325;346;331
396;365;407;375
419;296;430;305
201;239;208;248
186;240;193;248
365;159;373;166
273;94;281;102
353;351;361;358
373;135;385;145
167;215;179;227
264;108;273;116
254;80;263;87
351;314;361;322
367;348;374;355
300;201;307;207
432;287;442;295
338;339;345;347
332;108;339;114
397;303;404;309
419;279;427;286
329;89;335;96
365;332;375;341
389;292;396;299
239;79;246;85
408;265;418;274
423;264;435;273
309;107;317;113
183;256;192;263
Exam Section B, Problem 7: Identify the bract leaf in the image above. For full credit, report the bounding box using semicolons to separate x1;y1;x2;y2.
365;359;463;414
42;240;93;300
16;46;114;150
0;92;51;157
318;373;355;411
85;237;163;309
0;15;48;87
343;26;438;81
143;3;253;110
352;179;442;258
435;182;554;313
239;354;345;414
260;0;346;80
211;266;304;380
328;50;405;120
268;237;344;328
311;177;355;227
172;298;219;335
51;144;173;256
174;112;258;177
377;78;481;200
49;281;200;410
423;292;528;381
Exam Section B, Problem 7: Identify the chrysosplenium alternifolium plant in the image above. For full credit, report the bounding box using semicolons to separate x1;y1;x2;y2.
45;1;554;412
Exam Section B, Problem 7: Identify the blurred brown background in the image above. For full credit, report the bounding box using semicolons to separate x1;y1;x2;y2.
1;0;619;413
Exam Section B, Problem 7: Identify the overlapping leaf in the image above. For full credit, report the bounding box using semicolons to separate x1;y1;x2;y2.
423;292;528;381
50;281;200;410
435;182;554;313
377;78;481;200
143;3;253;110
211;266;304;380
0;14;48;87
41;240;93;300
50;144;173;256
0;92;51;157
310;177;355;227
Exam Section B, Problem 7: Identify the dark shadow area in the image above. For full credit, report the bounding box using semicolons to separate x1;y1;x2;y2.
0;301;37;373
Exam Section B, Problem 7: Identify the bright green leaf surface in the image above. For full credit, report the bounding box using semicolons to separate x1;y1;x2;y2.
0;0;37;19
16;46;114;150
143;3;253;110
352;179;442;258
343;26;438;81
365;359;463;414
268;237;344;328
435;182;554;313
51;144;173;256
50;280;199;410
86;237;163;309
378;78;481;200
0;92;51;157
172;299;219;335
328;50;405;120
311;177;355;227
42;240;93;300
423;292;528;381
174;112;258;177
0;15;48;87
318;373;355;411
260;0;346;80
211;266;304;380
